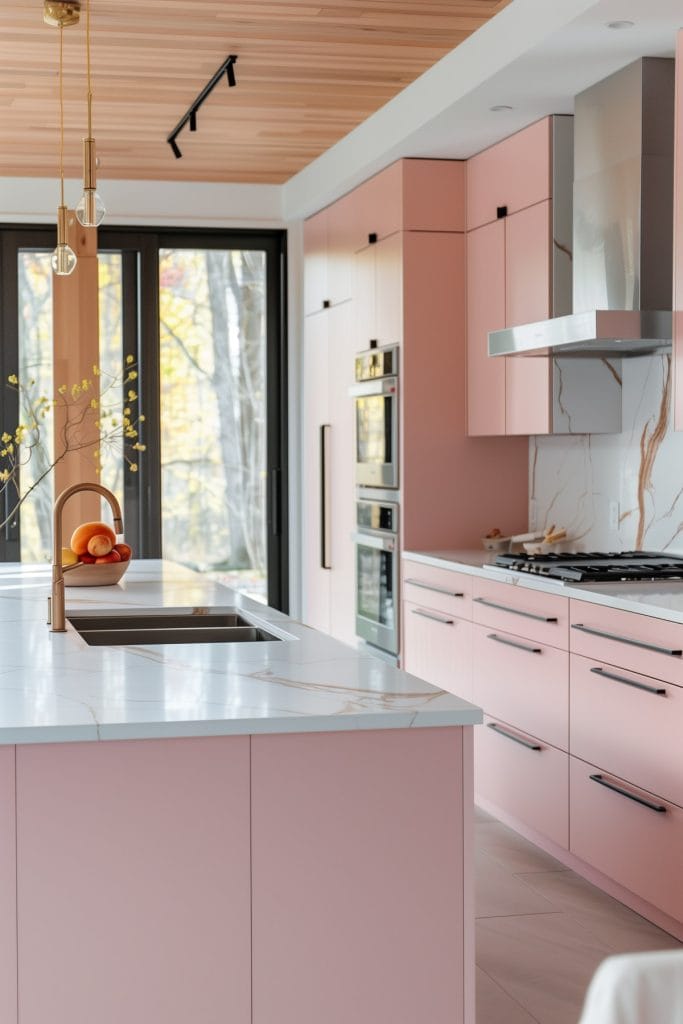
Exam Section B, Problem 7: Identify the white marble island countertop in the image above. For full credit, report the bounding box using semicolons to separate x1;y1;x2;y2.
0;560;481;745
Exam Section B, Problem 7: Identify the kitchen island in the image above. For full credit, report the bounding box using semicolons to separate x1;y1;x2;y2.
0;560;481;1024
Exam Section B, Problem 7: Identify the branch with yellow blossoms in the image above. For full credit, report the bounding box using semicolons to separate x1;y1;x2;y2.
0;355;145;533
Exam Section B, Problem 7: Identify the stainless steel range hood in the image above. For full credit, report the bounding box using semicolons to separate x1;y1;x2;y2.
489;58;674;359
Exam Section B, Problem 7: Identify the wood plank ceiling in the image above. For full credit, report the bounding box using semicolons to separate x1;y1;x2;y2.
1;0;510;184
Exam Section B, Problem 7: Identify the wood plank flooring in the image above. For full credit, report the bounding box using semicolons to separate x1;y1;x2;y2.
474;807;682;1024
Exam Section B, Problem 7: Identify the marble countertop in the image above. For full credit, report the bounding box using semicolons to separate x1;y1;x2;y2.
0;560;482;745
404;549;683;625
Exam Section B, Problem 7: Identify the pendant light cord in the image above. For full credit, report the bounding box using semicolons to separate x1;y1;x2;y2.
59;22;65;207
86;0;93;137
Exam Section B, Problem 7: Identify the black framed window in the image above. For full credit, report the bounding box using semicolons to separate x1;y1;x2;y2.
0;224;288;612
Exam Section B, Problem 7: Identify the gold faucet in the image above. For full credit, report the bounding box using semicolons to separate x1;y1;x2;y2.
49;482;123;633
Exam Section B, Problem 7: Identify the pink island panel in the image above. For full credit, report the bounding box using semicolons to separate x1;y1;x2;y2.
251;726;473;1024
0;745;16;1024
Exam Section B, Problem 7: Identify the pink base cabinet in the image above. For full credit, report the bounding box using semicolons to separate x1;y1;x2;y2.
5;728;474;1024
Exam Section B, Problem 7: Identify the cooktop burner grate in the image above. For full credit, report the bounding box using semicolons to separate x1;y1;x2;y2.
493;550;683;582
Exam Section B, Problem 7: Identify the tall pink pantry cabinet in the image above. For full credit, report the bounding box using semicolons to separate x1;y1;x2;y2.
302;158;529;646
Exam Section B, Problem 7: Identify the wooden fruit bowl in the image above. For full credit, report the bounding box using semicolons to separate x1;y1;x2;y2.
64;559;130;587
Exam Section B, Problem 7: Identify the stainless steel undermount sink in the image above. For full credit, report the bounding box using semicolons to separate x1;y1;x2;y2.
66;607;282;647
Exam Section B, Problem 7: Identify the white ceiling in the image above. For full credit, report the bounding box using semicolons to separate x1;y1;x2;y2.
283;0;683;219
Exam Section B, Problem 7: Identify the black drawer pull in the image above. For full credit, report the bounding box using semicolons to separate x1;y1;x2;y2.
590;666;666;697
487;633;541;654
411;608;454;626
474;597;558;623
404;578;464;599
487;722;541;751
589;774;667;814
572;623;682;657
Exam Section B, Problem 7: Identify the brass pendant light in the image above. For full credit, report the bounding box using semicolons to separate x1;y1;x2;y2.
75;0;105;227
46;2;79;276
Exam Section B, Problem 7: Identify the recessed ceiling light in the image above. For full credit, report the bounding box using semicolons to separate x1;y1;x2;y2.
490;104;513;112
606;20;634;29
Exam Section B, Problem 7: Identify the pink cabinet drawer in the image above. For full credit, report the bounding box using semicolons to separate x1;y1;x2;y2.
472;577;568;649
569;601;683;688
475;714;568;848
571;654;683;808
402;561;473;618
570;757;683;923
466;119;551;230
473;625;568;750
403;601;472;701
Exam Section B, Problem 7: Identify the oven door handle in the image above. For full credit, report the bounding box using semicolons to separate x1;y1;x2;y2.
352;531;396;553
348;377;398;398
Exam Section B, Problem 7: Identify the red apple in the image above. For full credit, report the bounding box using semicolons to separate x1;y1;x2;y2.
95;550;122;564
79;553;96;564
113;542;132;562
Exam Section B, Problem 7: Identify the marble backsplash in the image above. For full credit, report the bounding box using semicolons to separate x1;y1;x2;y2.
530;353;683;553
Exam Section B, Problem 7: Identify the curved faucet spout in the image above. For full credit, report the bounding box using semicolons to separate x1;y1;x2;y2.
50;483;124;633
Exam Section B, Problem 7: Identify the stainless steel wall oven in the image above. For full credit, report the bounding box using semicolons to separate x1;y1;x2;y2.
352;497;399;655
349;345;399;489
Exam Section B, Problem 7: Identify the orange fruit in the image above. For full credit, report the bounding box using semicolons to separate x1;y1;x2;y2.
70;521;116;556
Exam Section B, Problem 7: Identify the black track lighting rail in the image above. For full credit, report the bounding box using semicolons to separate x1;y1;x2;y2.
167;54;238;159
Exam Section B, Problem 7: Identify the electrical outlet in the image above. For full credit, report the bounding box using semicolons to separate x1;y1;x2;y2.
609;500;620;531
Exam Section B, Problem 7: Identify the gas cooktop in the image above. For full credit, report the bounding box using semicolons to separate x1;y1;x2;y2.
493;551;683;583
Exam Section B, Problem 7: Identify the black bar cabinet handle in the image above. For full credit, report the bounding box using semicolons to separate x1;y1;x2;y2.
411;608;454;626
572;623;682;657
589;666;666;697
404;578;464;598
487;633;541;655
320;425;331;570
589;774;667;814
487;722;541;751
474;596;558;623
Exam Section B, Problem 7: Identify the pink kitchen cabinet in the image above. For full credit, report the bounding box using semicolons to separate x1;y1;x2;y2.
301;302;356;645
403;599;473;700
354;231;403;349
301;310;331;634
466;116;578;437
467;219;506;436
251;727;474;1024
571;652;683;809
0;745;16;1024
303;209;328;316
16;737;252;1024
467;118;551;231
475;713;569;849
472;623;569;751
570;756;683;924
674;29;683;430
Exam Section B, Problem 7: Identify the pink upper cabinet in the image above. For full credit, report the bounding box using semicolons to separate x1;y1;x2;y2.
303;208;328;316
403;159;465;232
467;219;506;436
674;30;683;430
467;118;552;231
326;190;359;306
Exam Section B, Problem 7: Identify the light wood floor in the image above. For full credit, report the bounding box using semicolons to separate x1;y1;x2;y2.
474;807;682;1023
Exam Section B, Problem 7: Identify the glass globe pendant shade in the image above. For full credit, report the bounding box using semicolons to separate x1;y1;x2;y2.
75;187;105;227
52;205;77;276
51;242;78;276
75;138;104;227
